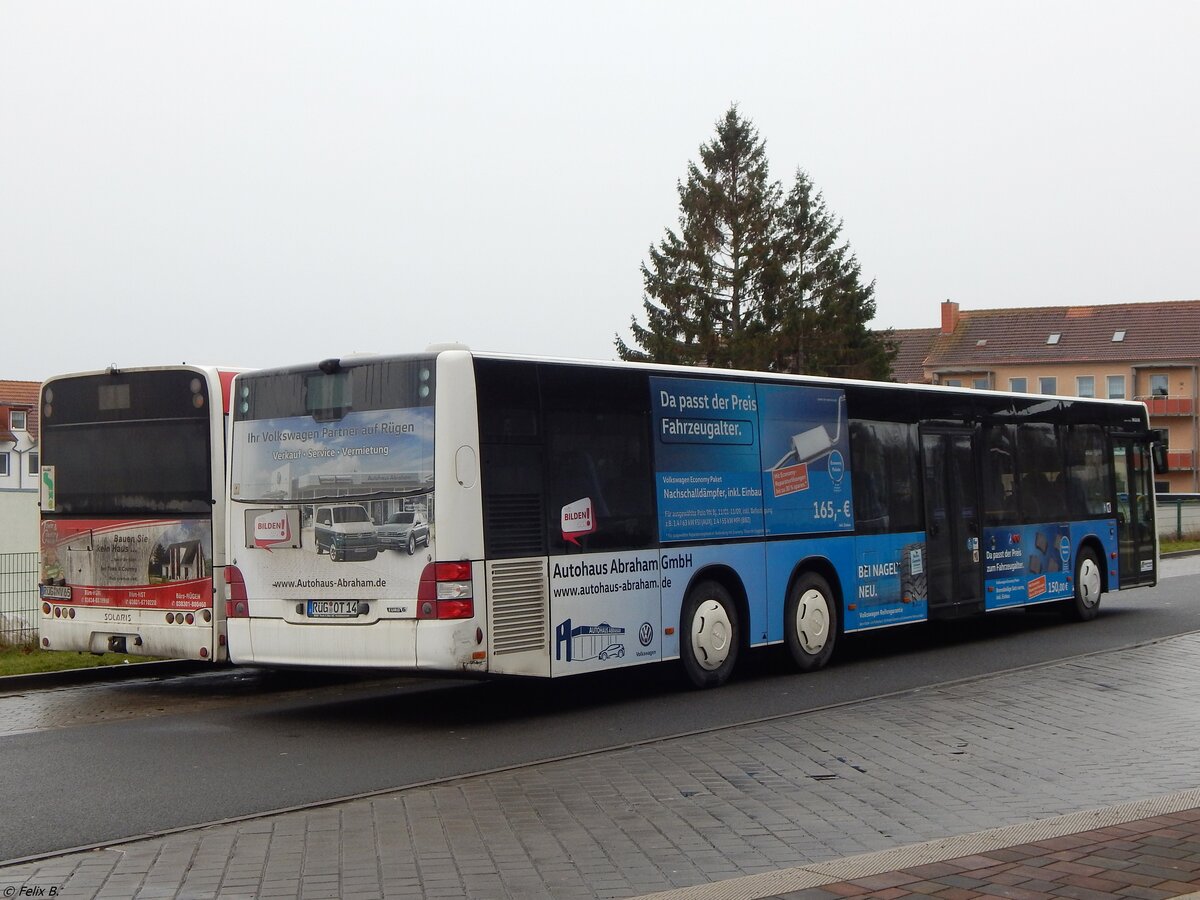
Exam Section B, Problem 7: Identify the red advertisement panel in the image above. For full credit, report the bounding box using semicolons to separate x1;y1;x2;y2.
41;517;214;611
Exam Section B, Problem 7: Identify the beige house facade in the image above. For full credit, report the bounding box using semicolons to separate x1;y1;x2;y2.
891;300;1200;493
0;380;40;553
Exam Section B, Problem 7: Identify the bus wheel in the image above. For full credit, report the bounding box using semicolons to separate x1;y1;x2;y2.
1065;548;1102;621
785;572;837;672
680;580;739;689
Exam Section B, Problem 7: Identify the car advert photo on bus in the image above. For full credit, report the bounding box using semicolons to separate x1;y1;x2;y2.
230;407;435;599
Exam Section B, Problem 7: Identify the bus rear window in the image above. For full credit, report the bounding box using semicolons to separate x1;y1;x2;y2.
236;357;435;421
40;370;213;516
231;357;437;504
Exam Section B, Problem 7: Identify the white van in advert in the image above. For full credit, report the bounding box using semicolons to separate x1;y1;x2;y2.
313;503;379;561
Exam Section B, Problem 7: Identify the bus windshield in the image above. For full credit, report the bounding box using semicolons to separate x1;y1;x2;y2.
230;356;437;504
41;370;213;516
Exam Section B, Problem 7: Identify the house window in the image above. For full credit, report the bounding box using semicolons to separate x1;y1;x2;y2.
972;377;990;390
1107;375;1125;399
10;410;26;431
1009;377;1027;393
1039;377;1057;395
1150;374;1169;397
1076;376;1095;398
1046;333;1061;345
0;453;8;476
943;378;962;387
27;451;39;476
1112;330;1126;342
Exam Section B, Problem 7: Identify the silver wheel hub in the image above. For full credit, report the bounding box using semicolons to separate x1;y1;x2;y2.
691;599;732;671
1078;557;1101;608
795;588;830;654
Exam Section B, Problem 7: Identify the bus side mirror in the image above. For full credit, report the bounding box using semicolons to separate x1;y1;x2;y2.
1152;442;1169;473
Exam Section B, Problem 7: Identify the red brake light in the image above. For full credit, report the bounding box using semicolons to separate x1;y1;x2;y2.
224;565;249;618
417;562;474;619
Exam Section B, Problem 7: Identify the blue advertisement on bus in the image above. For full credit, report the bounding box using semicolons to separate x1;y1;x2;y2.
756;383;853;536
651;377;765;541
650;377;853;542
846;532;928;630
983;523;1075;609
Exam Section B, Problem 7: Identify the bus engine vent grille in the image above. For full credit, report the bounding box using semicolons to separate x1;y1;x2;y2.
482;493;545;558
488;559;548;656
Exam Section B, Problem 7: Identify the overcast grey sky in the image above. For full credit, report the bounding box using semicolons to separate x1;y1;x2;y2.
2;1;1196;382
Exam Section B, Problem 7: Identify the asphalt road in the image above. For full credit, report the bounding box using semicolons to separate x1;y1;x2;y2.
2;563;1199;864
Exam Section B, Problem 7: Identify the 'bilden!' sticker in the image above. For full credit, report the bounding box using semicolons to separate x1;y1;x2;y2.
561;497;596;546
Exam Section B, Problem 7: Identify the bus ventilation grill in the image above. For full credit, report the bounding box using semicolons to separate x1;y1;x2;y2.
488;559;548;656
482;493;545;557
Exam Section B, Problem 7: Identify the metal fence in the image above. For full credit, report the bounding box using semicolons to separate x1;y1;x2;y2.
0;552;38;646
1157;494;1200;542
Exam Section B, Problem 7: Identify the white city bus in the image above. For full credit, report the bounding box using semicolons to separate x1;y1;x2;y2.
224;348;1160;687
38;365;242;661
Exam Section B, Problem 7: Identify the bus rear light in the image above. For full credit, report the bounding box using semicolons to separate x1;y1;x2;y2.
42;602;51;615
201;609;212;623
54;607;61;618
166;613;175;624
42;637;49;648
185;613;195;625
69;608;76;619
199;647;209;659
417;562;475;619
224;566;249;618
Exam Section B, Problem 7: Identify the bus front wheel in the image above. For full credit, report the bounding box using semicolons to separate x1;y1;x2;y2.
785;572;837;672
680;580;739;689
1065;548;1102;621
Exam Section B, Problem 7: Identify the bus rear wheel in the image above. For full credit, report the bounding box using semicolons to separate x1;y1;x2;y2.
680;580;739;689
1064;547;1102;621
785;572;837;672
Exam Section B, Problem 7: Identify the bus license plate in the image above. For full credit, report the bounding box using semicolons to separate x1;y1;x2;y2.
307;600;359;618
40;584;72;601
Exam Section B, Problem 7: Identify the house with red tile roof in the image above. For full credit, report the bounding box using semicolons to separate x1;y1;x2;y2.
0;380;40;553
891;300;1200;492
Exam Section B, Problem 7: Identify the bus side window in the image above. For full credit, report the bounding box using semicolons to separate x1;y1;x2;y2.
1065;424;1112;518
1017;423;1068;523
540;365;656;554
544;410;655;552
476;358;547;559
982;424;1019;527
849;420;921;534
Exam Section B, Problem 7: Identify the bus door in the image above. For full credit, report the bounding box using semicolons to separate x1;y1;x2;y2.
1112;436;1157;587
921;428;983;614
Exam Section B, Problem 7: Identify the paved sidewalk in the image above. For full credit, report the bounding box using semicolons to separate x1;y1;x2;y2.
3;632;1200;899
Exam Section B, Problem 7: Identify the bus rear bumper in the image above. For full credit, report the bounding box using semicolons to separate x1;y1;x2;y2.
40;616;226;662
227;617;487;673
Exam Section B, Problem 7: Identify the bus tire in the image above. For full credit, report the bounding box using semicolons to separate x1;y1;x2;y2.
680;580;739;689
1065;547;1102;621
785;572;837;672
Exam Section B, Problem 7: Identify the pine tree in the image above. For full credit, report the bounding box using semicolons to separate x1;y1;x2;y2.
770;170;895;379
616;108;895;380
615;107;782;370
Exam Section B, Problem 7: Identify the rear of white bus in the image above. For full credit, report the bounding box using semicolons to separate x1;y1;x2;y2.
224;350;489;672
38;365;235;662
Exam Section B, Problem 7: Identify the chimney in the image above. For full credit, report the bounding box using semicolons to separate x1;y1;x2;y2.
941;299;960;334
